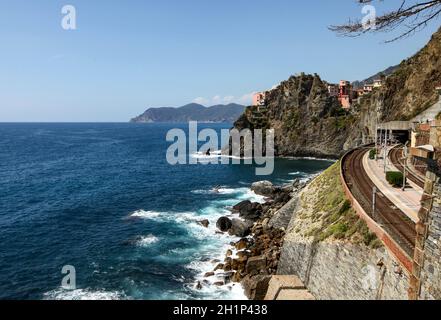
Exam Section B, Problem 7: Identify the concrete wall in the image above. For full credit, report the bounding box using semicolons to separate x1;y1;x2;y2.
278;237;409;300
412;95;441;123
276;162;410;300
419;166;441;300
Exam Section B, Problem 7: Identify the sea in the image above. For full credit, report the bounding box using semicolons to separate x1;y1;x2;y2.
0;123;333;300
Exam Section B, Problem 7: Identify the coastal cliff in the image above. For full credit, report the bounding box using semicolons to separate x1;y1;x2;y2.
228;27;441;158
350;27;441;145
212;28;441;300
229;74;355;158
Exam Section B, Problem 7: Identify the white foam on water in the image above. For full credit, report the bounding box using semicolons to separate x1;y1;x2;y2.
288;171;304;176
236;188;266;203
43;288;127;300
136;235;159;247
130;210;161;220
285;156;336;162
129;186;265;300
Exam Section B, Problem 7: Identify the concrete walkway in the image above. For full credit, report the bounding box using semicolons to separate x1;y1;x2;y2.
363;150;421;223
264;276;315;301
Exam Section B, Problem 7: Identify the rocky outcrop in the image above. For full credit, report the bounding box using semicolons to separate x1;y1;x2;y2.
251;181;275;197
216;217;233;232
226;27;441;157
225;73;355;158
231;201;264;221
229;219;254;237
352;27;441;144
210;179;311;300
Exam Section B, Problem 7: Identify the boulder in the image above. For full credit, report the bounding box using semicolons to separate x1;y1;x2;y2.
213;281;225;287
214;263;224;271
237;251;250;262
235;238;249;251
204;272;215;278
195;281;203;290
246;255;267;275
229;219;254;237
273;191;291;205
244;205;263;221
199;219;210;228
292;178;308;191
232;200;252;213
232;200;263;221
251;181;275;197
216;217;233;232
241;275;271;300
222;271;235;283
232;272;242;283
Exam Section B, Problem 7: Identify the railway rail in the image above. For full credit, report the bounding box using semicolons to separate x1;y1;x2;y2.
342;147;416;257
389;146;426;189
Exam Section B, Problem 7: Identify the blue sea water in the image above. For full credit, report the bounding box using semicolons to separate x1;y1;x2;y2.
0;123;333;300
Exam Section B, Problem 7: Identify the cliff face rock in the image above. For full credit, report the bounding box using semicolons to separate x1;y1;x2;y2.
354;27;441;142
229;28;441;156
230;74;355;158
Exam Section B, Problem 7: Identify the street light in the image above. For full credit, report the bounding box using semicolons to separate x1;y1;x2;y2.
372;186;377;219
402;141;409;191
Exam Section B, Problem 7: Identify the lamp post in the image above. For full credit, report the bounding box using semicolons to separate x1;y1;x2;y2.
383;127;388;174
402;142;409;191
372;186;377;219
374;116;379;161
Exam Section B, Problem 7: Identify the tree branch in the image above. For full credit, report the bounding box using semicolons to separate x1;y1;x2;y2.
329;0;441;42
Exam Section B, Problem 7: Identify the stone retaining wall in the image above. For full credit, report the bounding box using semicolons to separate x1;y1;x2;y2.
278;237;409;300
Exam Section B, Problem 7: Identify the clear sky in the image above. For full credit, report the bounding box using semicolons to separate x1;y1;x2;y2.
1;0;440;122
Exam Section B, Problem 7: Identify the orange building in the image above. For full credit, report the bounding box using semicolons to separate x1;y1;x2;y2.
252;92;266;106
338;80;352;109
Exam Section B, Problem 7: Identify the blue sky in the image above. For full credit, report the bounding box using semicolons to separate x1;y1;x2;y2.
0;0;440;122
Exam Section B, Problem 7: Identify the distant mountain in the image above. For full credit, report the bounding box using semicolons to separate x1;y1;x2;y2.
130;103;246;123
352;65;399;89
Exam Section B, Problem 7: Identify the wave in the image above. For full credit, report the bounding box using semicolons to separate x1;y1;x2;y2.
43;288;127;300
130;210;161;220
190;151;253;161
127;185;265;300
288;171;306;176
284;156;337;162
136;235;159;247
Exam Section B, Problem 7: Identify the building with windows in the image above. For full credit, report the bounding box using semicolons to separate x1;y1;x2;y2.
338;80;352;109
327;84;339;97
373;79;384;88
252;92;266;106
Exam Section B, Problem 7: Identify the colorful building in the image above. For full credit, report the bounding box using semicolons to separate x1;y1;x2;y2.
252;92;266;106
338;80;352;109
363;84;374;93
327;84;339;97
373;79;384;88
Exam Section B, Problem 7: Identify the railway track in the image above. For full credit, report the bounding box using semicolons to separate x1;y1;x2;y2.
389;146;426;189
342;147;416;257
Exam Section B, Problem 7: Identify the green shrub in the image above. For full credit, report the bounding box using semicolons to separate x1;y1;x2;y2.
369;149;377;160
329;222;348;239
386;171;404;188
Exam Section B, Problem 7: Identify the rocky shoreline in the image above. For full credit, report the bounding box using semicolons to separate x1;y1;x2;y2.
196;178;311;300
